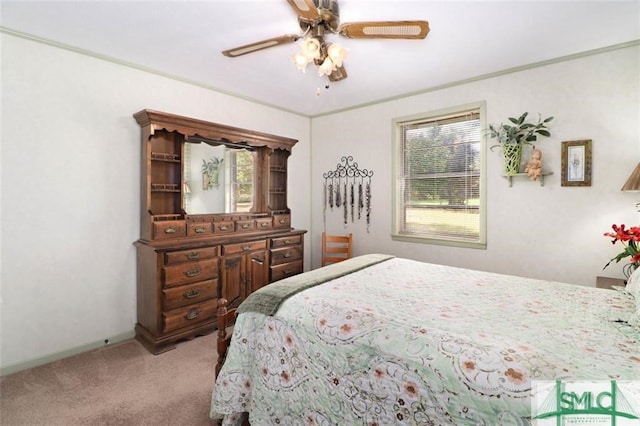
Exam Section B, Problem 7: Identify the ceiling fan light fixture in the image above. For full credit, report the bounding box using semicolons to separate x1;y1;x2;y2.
317;57;336;76
293;36;347;77
327;43;347;67
292;36;323;72
292;51;312;71
300;37;321;60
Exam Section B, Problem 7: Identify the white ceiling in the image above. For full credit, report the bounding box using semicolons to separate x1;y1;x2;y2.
2;1;639;117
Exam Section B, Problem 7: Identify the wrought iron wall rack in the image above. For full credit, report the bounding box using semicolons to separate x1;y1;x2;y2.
322;156;374;231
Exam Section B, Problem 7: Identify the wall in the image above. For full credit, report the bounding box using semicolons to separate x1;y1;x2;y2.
0;33;311;372
2;32;638;373
310;45;640;285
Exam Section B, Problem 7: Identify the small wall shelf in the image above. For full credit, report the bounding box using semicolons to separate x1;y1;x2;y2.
502;172;553;187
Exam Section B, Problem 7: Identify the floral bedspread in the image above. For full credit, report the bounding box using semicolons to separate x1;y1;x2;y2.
210;257;640;425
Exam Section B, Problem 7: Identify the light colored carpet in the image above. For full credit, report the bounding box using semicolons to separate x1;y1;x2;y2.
0;334;217;425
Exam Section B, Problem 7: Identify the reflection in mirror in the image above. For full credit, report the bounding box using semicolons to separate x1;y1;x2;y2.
184;143;254;214
227;148;254;213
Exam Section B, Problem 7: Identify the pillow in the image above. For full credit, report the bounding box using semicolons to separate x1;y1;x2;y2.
626;266;640;302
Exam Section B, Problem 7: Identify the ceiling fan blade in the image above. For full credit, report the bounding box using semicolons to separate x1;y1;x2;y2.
338;21;430;39
222;34;300;57
285;0;320;22
328;65;347;82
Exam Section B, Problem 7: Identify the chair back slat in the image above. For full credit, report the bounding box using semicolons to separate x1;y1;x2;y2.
321;232;353;267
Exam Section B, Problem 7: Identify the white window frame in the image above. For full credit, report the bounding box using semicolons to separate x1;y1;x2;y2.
392;102;487;249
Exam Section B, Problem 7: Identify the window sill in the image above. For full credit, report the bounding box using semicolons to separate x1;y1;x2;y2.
391;233;486;249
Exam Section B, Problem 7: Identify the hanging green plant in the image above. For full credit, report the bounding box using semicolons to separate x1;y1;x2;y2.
486;112;553;175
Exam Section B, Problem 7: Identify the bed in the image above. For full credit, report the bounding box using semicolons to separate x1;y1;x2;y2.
210;254;640;425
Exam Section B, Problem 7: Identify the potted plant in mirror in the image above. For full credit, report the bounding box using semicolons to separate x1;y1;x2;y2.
486;112;554;175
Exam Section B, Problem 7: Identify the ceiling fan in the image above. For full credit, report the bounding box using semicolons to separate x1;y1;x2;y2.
222;0;430;82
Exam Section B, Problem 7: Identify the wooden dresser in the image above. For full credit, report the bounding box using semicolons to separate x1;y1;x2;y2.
133;110;306;354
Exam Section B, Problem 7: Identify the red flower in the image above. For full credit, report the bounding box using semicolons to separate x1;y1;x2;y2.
603;224;640;268
604;224;640;243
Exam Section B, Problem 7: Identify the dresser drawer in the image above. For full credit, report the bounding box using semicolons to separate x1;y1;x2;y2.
273;214;291;229
162;298;218;333
271;234;302;248
153;221;187;239
187;222;213;237
222;239;267;256
213;221;234;234
270;260;303;282
163;258;218;287
270;246;303;265
235;219;256;232
163;279;218;311
164;247;217;265
256;218;273;231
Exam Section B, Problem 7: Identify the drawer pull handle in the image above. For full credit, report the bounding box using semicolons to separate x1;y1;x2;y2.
165;227;177;234
219;225;229;231
187;252;199;260
184;290;200;299
241;224;250;229
194;227;206;233
283;253;292;258
260;222;268;227
284;239;293;244
284;269;293;274
185;269;201;278
242;245;251;251
279;219;287;224
185;309;200;320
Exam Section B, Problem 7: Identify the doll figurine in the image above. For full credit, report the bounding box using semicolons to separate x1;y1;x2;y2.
525;148;543;181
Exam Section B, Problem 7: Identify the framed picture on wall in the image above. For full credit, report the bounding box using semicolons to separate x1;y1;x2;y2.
561;139;592;186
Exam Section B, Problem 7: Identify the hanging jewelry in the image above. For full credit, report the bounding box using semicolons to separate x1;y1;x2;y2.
323;180;327;212
328;182;334;209
350;181;355;222
366;180;371;232
358;181;363;219
343;182;348;225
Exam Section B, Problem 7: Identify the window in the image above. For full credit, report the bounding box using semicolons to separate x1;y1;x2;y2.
392;103;486;248
226;149;254;212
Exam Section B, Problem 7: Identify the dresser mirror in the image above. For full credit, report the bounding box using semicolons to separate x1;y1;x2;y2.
184;140;255;215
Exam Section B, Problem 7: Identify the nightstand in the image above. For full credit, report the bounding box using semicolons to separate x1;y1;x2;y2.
596;276;626;290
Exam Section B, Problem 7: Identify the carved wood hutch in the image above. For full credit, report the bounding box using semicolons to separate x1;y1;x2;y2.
134;109;306;354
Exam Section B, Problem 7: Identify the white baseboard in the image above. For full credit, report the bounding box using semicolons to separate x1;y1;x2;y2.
0;330;136;377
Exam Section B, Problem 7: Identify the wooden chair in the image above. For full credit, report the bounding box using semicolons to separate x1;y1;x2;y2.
214;298;250;426
215;298;236;379
321;232;353;267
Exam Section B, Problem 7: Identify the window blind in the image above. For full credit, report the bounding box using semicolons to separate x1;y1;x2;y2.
396;109;482;243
